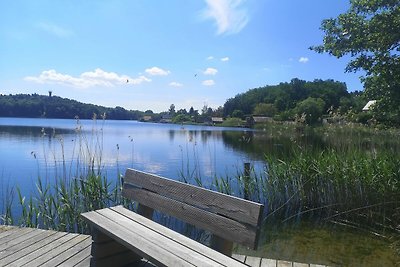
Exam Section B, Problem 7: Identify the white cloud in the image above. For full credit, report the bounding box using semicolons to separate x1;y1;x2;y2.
24;68;151;88
202;0;249;35
203;67;218;75
299;57;309;63
169;81;183;87
202;79;215;86
221;57;229;62
36;22;73;38
206;56;214;60
145;67;170;76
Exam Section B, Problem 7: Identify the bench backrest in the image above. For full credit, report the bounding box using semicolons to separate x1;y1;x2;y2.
122;168;264;255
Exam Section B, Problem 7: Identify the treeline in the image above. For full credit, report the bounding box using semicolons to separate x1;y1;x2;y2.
0;94;143;120
223;78;367;124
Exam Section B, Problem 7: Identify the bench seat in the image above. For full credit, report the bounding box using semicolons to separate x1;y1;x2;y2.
82;205;248;267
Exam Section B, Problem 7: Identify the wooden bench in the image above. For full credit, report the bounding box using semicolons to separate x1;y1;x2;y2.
81;168;264;267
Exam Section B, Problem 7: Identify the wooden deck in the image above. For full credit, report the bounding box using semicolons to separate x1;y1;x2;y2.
0;226;328;267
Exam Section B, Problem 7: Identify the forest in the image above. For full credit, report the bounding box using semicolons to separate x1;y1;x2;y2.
0;93;143;120
222;78;369;125
0;77;395;127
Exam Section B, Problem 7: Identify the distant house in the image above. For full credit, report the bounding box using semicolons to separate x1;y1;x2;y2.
211;117;224;124
252;116;273;123
362;100;377;111
142;115;152;122
160;114;173;123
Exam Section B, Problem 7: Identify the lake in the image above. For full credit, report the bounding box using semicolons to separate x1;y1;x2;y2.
0;117;265;199
0;117;399;266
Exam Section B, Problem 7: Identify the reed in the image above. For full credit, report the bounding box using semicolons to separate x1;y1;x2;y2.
3;116;131;233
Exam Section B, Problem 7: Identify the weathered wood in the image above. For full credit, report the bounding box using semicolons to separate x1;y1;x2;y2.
90;250;142;267
293;262;310;267
232;254;246;262
74;255;92;267
8;232;75;266
95;208;231;267
0;227;42;251
26;234;89;266
57;244;92;267
111;205;248;267
123;185;259;249
82;209;200;267
137;203;155;219
277;260;293;267
0;227;22;240
0;230;57;263
261;258;278;267
0;227;35;249
210;234;233;256
246;255;262;267
40;235;91;267
124;168;264;226
82;168;264;266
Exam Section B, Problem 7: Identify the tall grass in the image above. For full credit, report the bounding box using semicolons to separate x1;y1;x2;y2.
1;116;131;233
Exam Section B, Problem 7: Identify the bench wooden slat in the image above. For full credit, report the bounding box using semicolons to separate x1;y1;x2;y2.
83;209;200;267
111;205;248;267
123;184;258;249
124;168;263;226
90;207;232;267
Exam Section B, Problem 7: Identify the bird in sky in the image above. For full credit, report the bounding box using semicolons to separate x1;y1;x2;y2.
126;79;129;83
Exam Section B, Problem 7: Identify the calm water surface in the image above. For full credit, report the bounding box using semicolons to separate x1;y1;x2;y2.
0;117;263;197
0;117;398;266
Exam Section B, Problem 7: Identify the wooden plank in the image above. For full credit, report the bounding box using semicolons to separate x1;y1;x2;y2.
293;262;309;267
26;234;89;266
57;244;92;267
0;227;35;248
277;260;293;267
232;254;246;263
7;232;74;266
0;227;22;240
40;236;91;267
245;256;262;267
111;205;248;267
82;210;197;267
94;208;227;267
261;258;277;267
0;230;57;263
124;168;264;226
90;250;141;267
122;187;259;249
0;228;42;251
73;255;91;267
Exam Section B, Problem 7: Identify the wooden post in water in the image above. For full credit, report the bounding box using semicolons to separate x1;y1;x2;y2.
244;162;251;200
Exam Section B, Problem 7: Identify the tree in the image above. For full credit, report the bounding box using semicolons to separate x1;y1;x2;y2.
232;109;244;119
169;104;176;115
295;97;325;125
253;103;277;117
311;0;400;123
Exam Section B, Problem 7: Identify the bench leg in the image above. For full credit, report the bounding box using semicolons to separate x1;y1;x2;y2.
210;234;233;256
90;228;142;267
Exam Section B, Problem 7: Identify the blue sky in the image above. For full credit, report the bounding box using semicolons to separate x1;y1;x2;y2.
0;0;363;113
